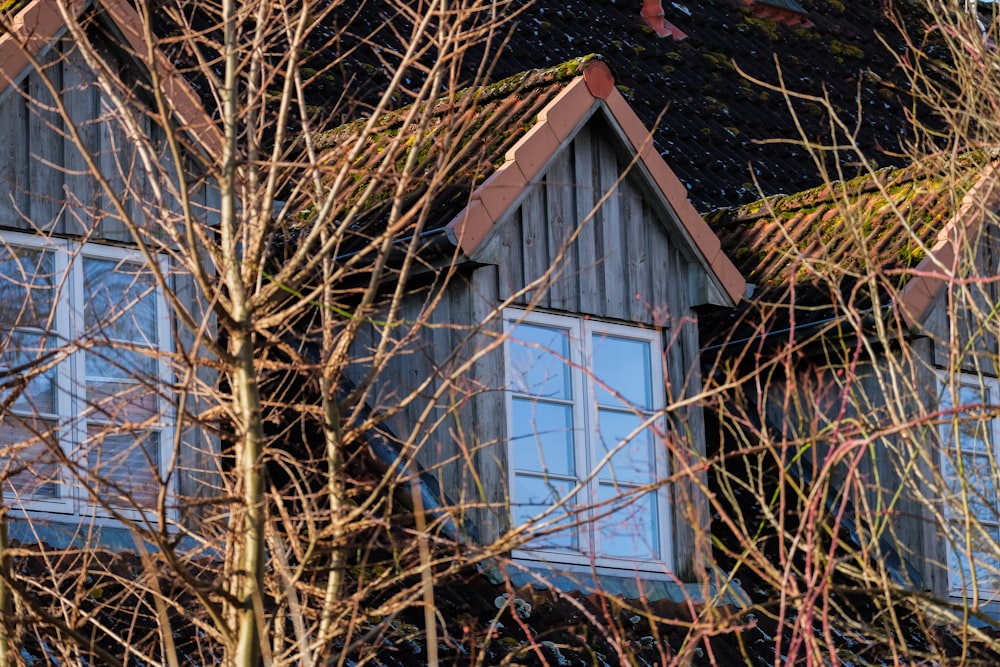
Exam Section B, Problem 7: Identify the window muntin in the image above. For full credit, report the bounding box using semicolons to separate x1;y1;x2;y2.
0;232;171;518
504;308;670;571
940;373;1000;599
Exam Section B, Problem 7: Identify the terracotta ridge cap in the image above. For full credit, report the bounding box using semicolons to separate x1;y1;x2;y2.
99;0;223;156
0;0;222;157
899;158;1000;327
602;88;744;304
640;0;688;39
0;0;88;88
444;74;601;255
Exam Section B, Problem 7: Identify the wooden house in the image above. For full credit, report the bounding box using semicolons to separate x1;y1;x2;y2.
0;0;220;546
1;0;751;594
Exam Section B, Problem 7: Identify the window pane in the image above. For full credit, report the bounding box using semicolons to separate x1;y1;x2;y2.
942;378;1000;595
84;257;158;379
511;397;575;476
942;382;995;454
950;522;1000;594
0;330;56;414
83;257;157;345
597;409;655;484
508;322;571;399
512;474;578;550
0;416;61;499
591;333;652;409
85;346;157;380
86;428;160;509
0;246;54;328
86;379;160;424
597;483;659;559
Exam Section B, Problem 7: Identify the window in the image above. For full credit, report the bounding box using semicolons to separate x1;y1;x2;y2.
0;231;172;520
939;372;1000;599
503;308;671;571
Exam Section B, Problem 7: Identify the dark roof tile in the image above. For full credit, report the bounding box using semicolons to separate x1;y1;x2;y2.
271;0;949;212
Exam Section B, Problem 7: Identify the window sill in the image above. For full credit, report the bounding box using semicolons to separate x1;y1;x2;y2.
4;513;197;554
482;556;750;607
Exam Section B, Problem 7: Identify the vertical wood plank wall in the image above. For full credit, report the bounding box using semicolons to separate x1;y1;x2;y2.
361;116;712;580
920;214;1000;597
766;257;1000;603
0;38;194;240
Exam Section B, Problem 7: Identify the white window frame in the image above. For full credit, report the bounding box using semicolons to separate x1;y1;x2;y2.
503;307;673;574
0;230;174;523
938;371;1000;600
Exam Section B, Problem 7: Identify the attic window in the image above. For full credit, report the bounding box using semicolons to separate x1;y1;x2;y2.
742;0;813;28
504;308;672;572
640;0;688;39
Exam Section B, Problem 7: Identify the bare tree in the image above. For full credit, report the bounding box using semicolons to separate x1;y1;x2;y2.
700;1;1000;664
8;0;1000;665
0;0;542;664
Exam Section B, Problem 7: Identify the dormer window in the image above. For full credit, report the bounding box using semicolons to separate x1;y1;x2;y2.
939;372;1000;601
503;308;672;573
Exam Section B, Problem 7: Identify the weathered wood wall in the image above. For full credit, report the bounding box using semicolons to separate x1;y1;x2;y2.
762;210;1000;599
0;36;217;240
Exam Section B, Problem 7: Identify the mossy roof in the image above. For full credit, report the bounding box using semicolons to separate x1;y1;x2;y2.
705;153;990;295
312;56;601;235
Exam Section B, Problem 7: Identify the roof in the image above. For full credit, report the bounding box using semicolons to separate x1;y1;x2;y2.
706;151;1000;332
317;55;745;305
314;0;944;212
0;0;222;156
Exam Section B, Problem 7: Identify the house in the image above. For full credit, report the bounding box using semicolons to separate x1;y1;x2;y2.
0;0;221;546
7;0;1000;663
705;150;1000;611
0;0;750;595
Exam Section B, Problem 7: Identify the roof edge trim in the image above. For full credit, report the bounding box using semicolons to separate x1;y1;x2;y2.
444;74;599;254
446;65;744;307
899;160;1000;327
0;0;87;90
100;0;224;156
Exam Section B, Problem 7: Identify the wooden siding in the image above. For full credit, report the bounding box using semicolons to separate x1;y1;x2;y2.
764;339;962;598
0;38;178;240
751;208;1000;599
926;215;1000;376
345;272;485;531
356;115;715;580
478;119;688;327
482;117;709;578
